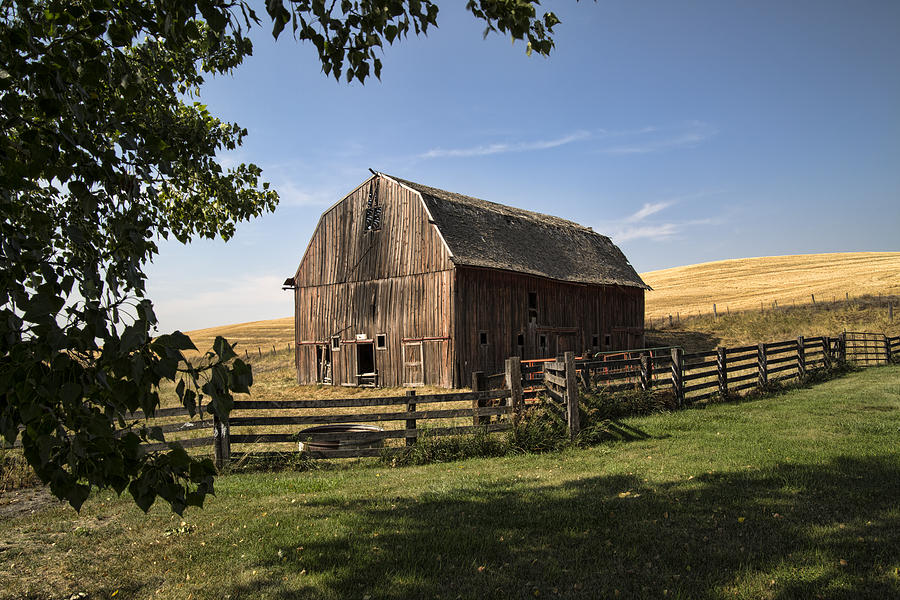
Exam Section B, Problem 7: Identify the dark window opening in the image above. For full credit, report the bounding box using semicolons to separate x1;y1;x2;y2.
479;331;488;346
516;333;525;346
364;180;383;231
331;336;341;351
592;334;599;347
528;291;537;309
539;334;547;349
604;334;611;348
376;333;386;349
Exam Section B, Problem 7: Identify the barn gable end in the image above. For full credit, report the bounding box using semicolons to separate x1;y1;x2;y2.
292;175;456;387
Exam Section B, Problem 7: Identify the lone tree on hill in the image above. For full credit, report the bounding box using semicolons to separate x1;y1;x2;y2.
0;1;565;513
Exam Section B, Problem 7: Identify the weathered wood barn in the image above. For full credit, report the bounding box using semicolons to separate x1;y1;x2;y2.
285;172;649;388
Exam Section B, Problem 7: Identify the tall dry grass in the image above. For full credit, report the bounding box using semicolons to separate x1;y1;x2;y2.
642;252;900;319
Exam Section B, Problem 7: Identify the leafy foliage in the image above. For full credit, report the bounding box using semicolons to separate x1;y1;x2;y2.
0;0;564;513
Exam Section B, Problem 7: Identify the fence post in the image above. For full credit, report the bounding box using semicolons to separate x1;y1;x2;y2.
405;390;417;446
757;343;768;390
564;352;579;440
471;371;488;426
640;353;651;391
505;357;523;424
884;335;891;364
797;336;806;382
839;332;847;365
717;346;728;398
670;347;684;407
213;413;230;471
823;336;832;370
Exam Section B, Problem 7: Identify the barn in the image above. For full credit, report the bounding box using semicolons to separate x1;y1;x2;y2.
285;172;649;388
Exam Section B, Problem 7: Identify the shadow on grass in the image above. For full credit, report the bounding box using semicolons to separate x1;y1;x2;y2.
228;455;900;599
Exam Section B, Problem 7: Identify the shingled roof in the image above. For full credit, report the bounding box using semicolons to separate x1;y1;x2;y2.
386;174;650;290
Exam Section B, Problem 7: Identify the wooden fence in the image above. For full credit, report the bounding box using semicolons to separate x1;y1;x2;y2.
7;334;896;462
540;332;900;437
131;356;525;468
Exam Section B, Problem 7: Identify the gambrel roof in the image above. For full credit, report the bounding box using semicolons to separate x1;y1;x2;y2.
385;174;650;290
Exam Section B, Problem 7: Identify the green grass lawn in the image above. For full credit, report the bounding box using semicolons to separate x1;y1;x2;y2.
2;366;899;599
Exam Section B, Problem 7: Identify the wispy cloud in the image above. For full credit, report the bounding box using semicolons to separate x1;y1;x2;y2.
596;190;726;243
419;130;591;159
612;223;681;242
625;201;675;223
601;121;717;155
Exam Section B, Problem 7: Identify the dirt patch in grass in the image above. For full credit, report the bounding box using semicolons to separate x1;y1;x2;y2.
0;487;62;521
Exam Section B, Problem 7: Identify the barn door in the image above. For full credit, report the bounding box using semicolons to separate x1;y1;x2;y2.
402;342;424;386
557;333;576;354
315;344;332;384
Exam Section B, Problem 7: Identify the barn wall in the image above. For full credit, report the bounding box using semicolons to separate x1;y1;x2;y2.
294;175;456;387
453;268;644;385
295;270;454;387
294;175;452;287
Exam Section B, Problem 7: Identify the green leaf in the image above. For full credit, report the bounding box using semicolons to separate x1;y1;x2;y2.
212;336;237;362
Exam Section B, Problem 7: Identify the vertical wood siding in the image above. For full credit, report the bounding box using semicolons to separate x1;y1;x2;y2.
453;268;644;385
295;176;452;287
294;176;454;387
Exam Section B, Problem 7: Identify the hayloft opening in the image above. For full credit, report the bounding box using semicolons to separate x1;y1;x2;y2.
331;336;341;351
527;291;538;322
479;331;488;346
376;333;386;349
364;180;382;231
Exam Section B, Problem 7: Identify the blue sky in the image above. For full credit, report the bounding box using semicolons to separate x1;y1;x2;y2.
146;0;900;332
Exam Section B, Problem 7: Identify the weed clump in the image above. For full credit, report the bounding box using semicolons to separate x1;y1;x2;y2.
0;450;42;491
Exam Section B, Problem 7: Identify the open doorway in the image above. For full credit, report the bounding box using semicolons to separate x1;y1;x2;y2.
315;344;332;384
356;342;377;386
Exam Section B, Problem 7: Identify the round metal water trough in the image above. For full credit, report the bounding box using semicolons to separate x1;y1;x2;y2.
297;424;385;453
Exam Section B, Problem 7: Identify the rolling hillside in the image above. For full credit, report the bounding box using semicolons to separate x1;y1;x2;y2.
642;252;900;319
184;252;900;348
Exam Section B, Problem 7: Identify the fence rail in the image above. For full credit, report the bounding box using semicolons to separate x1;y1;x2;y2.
540;332;899;436
136;357;526;466
9;333;895;462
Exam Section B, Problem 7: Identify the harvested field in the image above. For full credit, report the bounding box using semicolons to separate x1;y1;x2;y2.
642;252;900;319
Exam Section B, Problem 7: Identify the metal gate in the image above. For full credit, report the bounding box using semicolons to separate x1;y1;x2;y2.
843;332;889;365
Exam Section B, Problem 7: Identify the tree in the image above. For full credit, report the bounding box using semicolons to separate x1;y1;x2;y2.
0;0;562;513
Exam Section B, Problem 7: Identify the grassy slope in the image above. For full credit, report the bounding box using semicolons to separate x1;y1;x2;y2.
642;252;900;320
177;252;900;359
2;366;898;600
647;295;900;353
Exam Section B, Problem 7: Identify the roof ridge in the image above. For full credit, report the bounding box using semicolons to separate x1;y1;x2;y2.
387;174;605;237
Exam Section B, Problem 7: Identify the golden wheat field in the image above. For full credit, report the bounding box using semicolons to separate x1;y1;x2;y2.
183;252;900;348
642;252;900;319
186;316;294;357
